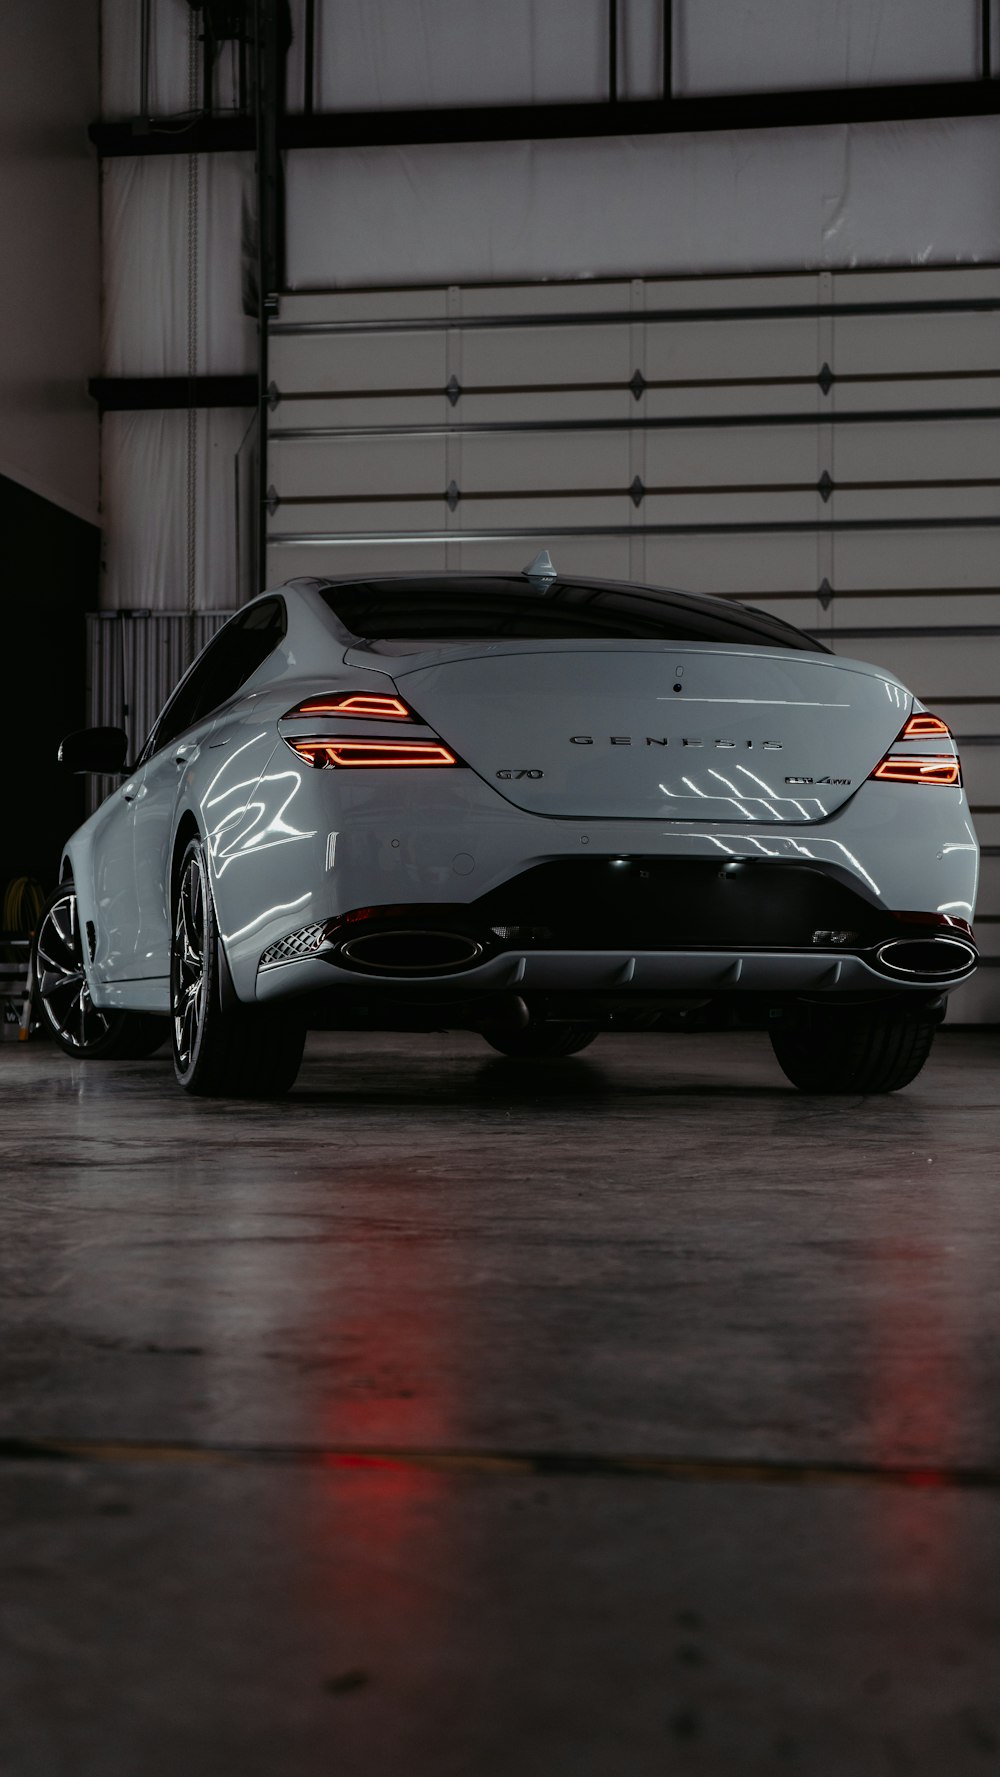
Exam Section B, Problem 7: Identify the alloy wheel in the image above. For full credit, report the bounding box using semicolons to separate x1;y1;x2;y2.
35;893;111;1051
172;853;207;1070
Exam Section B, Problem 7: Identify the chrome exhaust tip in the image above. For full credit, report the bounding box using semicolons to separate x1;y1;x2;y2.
339;929;484;974
876;936;978;980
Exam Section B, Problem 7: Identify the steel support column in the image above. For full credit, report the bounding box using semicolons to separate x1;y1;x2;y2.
253;0;284;592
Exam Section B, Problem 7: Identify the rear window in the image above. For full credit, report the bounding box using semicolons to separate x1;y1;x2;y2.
318;578;825;652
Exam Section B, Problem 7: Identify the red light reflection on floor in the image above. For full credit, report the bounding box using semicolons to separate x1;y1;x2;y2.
864;1231;965;1587
293;1198;466;1654
867;1238;962;1469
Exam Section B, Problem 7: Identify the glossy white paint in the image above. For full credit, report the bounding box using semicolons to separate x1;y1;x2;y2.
381;642;910;822
60;578;980;1016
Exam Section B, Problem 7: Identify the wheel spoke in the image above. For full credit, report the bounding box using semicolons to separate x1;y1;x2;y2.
72;987;88;1045
173;855;208;1069
37;893;115;1054
48;902;80;961
41;902;80;967
38;898;92;1044
179;883;193;959
36;939;72;973
179;866;203;965
42;970;83;1004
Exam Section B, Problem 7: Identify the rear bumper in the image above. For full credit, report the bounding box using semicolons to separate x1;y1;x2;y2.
254;853;978;1003
256;942;975;1004
215;770;979;1002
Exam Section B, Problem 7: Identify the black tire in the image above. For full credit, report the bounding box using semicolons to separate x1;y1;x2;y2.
171;836;305;1097
769;1002;939;1094
483;1021;599;1059
32;883;167;1060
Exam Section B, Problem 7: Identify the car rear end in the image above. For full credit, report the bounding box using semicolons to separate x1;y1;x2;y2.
232;575;978;1046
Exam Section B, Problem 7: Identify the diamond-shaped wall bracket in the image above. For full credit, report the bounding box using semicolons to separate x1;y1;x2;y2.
446;375;462;406
629;369;646;401
818;471;834;503
446;480;461;511
818;362;834;396
265;484;279;517
629;475;645;508
266;381;281;411
818;578;834;611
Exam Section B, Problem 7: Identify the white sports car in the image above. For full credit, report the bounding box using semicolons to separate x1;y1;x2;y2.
38;556;978;1096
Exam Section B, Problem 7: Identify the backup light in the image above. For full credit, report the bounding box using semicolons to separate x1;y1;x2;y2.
284;692;414;720
285;738;458;768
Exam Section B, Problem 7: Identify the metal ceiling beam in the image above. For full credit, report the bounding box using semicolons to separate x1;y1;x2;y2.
89;375;257;411
89;77;1000;158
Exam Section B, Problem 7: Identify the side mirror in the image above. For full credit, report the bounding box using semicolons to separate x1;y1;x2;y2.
58;727;129;774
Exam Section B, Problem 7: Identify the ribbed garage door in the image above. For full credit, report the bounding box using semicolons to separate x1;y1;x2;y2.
265;264;1000;1018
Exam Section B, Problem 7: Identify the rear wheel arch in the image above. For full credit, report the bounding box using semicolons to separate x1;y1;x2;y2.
170;813;202;915
170;832;304;1096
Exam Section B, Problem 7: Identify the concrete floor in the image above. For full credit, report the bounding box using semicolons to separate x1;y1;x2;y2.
1;1027;999;1776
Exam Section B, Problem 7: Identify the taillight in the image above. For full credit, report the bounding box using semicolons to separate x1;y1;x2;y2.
285;738;458;768
284;692;414;720
900;712;950;740
870;711;961;787
872;756;961;786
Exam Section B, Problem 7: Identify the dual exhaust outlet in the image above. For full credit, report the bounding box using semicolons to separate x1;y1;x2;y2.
874;935;977;980
339;929;483;973
335;928;977;982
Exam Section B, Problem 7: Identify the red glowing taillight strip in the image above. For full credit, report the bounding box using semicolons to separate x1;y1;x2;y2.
870;711;961;786
872;756;961;786
285;693;413;720
286;738;458;768
900;712;951;739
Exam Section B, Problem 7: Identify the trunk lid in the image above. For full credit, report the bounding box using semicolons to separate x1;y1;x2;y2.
347;640;908;823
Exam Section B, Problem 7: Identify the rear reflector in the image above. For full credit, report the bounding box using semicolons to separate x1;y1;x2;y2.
871;756;961;786
284;692;413;720
896;910;974;939
285;737;458;768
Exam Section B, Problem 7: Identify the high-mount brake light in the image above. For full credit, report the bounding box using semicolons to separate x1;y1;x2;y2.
286;738;458;768
901;712;951;740
284;693;413;720
872;756;961;787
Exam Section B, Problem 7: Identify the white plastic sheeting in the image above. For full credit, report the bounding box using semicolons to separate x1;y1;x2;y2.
102;153;255;375
100;409;255;611
101;0;240;120
101;0;995;117
285;0;663;110
677;0;985;94
286;116;1000;289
